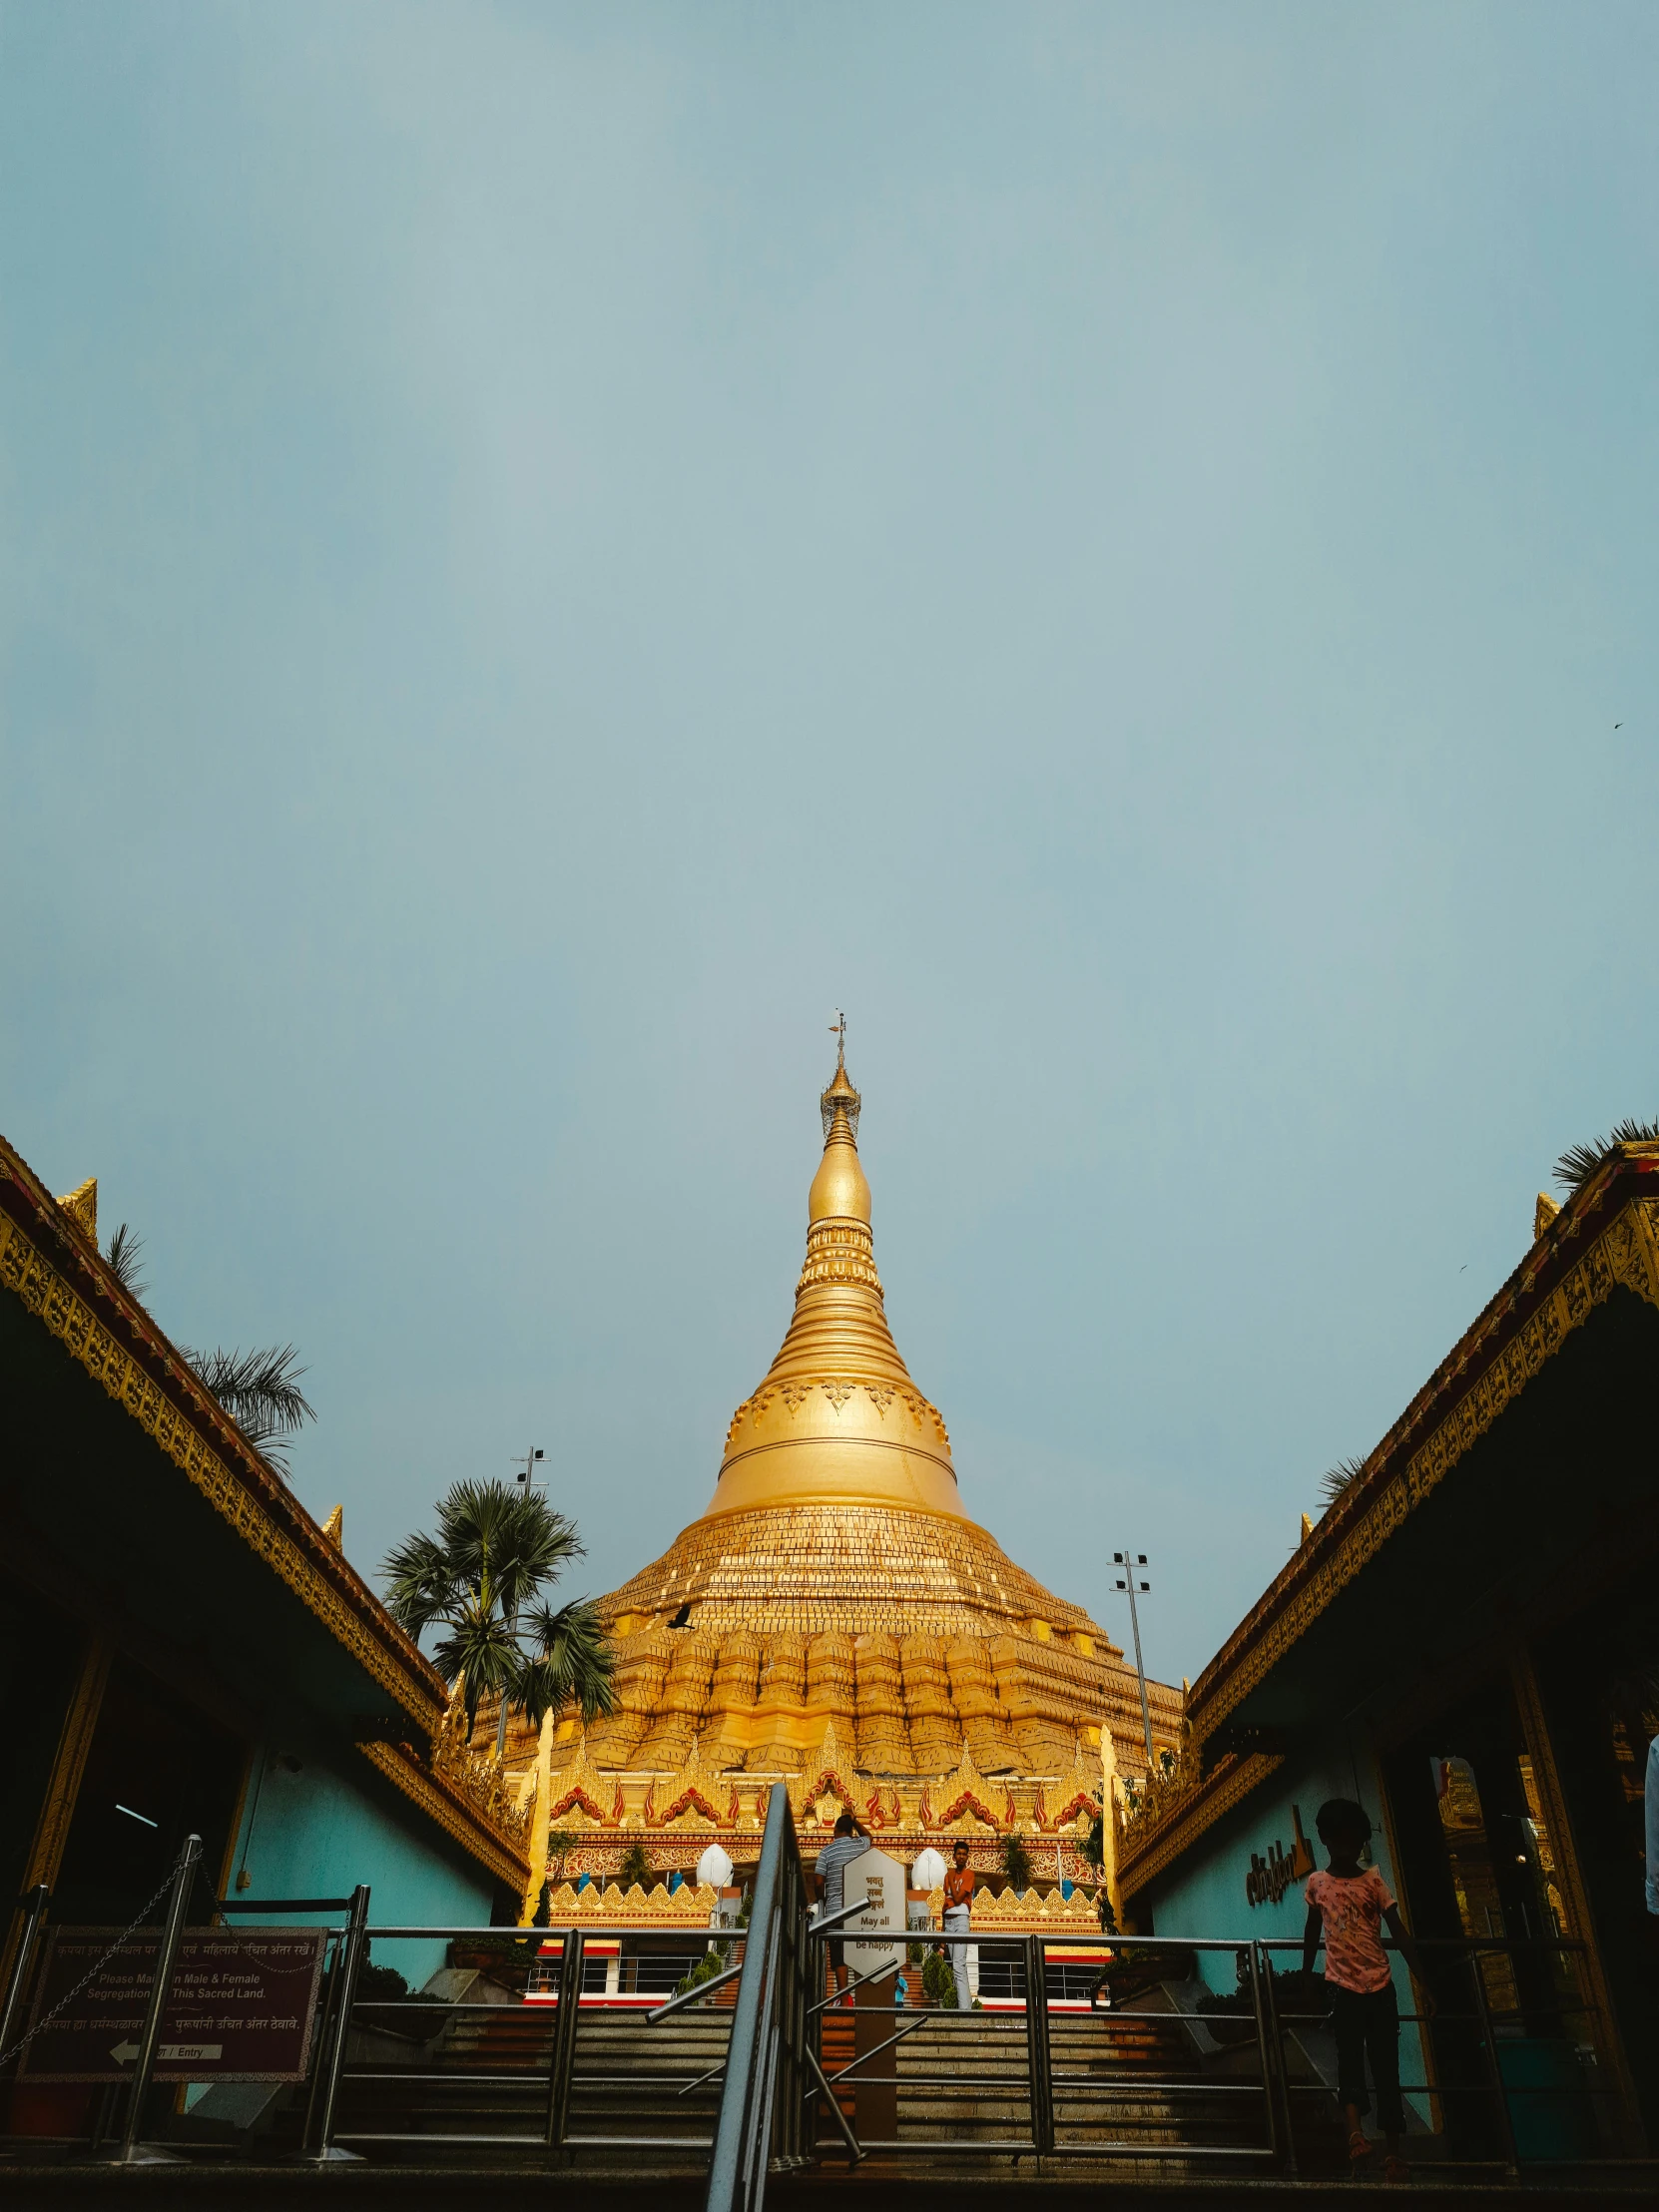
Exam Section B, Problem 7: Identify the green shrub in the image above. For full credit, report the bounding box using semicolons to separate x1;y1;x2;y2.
998;1832;1033;1894
921;1948;957;2007
618;1843;654;1893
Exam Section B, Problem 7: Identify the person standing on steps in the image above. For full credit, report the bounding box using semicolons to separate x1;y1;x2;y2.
943;1841;975;2011
813;1810;870;2005
1302;1798;1434;2185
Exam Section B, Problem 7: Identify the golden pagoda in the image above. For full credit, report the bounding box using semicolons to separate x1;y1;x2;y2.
502;1039;1182;1910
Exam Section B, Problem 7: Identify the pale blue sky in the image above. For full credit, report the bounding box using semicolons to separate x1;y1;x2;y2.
4;3;1657;1687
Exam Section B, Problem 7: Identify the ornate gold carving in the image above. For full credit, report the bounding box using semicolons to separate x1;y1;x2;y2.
356;1740;528;1890
322;1505;343;1548
0;1192;442;1736
853;1632;911;1772
57;1177;97;1246
428;1695;533;1852
1533;1192;1559;1240
1119;1754;1286;1899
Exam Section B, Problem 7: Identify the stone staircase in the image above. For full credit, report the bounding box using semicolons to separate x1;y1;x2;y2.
812;2003;1263;2167
318;1990;1338;2179
330;2002;730;2164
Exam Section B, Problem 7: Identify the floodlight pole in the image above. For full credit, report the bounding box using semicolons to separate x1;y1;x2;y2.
1114;1548;1156;1770
498;1445;547;1760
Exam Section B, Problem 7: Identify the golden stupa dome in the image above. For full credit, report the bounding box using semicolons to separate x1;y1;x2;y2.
516;1036;1188;1798
704;1039;966;1523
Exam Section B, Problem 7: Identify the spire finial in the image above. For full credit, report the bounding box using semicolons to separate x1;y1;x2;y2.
820;1013;860;1144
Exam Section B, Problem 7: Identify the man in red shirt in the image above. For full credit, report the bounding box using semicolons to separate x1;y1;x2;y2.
943;1841;974;2011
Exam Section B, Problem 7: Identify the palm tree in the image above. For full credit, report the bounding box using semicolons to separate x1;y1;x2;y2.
100;1222;316;1472
380;1478;616;1745
1554;1119;1659;1198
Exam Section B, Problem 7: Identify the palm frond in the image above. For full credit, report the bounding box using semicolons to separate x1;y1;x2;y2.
379;1531;460;1636
518;1596;617;1724
104;1223;149;1300
1320;1455;1368;1510
433;1481;584;1614
185;1344;315;1468
430;1604;526;1734
1554;1119;1659;1197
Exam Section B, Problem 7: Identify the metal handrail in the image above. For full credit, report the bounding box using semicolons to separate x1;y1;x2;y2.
705;1783;816;2212
5;1873;1643;2181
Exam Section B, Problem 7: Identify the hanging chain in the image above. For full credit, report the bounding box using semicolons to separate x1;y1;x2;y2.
0;1842;192;2073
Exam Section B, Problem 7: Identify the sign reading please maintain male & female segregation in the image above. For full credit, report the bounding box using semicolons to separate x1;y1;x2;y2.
20;1927;328;2082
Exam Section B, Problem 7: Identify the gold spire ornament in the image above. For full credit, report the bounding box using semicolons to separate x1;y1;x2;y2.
58;1177;97;1247
707;1026;962;1522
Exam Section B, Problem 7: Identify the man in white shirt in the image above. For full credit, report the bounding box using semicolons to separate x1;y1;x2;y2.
813;1811;869;2002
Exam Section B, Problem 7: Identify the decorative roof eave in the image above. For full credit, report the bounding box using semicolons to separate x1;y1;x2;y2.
1117;1753;1285;1901
0;1133;447;1739
1187;1151;1659;1749
356;1740;530;1891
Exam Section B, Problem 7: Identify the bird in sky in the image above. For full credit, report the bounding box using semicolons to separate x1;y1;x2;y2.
1615;722;1623;730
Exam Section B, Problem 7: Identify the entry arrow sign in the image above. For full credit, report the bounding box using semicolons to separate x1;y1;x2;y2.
110;2038;223;2066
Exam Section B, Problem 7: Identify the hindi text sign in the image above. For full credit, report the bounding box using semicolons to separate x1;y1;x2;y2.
839;1847;907;1980
19;1927;328;2082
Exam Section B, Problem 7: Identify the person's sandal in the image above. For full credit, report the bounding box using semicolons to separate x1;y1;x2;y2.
1380;2153;1410;2183
1348;2127;1375;2172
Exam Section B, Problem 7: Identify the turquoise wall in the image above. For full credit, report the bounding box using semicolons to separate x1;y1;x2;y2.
229;1728;495;1990
1140;1739;1427;2123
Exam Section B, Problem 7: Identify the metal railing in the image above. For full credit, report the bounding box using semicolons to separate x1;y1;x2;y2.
0;1801;1646;2194
699;1787;1647;2209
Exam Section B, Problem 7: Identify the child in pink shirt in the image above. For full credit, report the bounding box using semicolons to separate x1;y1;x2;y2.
1301;1797;1432;2181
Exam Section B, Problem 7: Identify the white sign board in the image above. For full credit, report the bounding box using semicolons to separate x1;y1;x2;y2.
838;1846;908;1980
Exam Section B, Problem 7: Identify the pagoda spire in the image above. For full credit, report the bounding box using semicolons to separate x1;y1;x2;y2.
698;1031;965;1521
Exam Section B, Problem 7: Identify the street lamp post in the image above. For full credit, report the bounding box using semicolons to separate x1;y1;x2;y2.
498;1446;547;1760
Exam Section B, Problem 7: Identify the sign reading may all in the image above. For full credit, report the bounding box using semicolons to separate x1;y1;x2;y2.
839;1847;908;1980
20;1927;328;2082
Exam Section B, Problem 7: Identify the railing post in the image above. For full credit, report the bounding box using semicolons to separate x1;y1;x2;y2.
1468;1950;1520;2181
1254;1939;1296;2175
707;1782;792;2212
774;1846;808;2169
0;1884;50;2061
101;1833;201;2165
1024;1935;1054;2157
544;1931;584;2158
1244;1937;1282;2171
299;1883;369;2164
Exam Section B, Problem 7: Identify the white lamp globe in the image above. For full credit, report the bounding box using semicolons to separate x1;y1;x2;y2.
911;1848;947;1891
697;1843;735;1891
